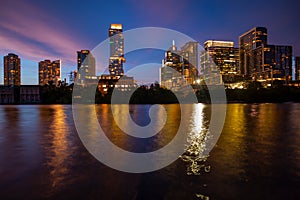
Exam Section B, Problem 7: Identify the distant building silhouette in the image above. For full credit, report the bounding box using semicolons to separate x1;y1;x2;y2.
4;53;21;86
295;57;300;81
108;24;125;76
39;60;61;86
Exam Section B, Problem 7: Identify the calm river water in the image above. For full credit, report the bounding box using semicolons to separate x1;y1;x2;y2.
0;104;299;199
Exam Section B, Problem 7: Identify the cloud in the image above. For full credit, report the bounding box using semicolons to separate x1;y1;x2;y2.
0;1;84;66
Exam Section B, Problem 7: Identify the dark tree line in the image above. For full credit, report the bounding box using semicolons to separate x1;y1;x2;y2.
226;81;300;103
40;81;73;104
40;81;300;104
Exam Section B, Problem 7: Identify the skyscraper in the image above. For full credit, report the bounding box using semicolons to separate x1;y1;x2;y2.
239;27;293;83
263;45;293;81
181;41;199;83
239;27;268;77
77;50;96;78
4;53;21;86
201;40;239;83
38;60;61;85
160;41;198;88
181;42;198;69
160;44;183;88
108;24;125;76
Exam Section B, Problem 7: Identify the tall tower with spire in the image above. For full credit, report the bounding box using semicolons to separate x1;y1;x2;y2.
160;41;199;88
171;40;177;51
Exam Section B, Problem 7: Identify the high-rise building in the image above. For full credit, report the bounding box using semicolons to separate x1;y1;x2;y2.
239;27;268;77
38;59;61;85
181;42;199;83
77;50;96;79
160;41;198;88
108;24;125;76
264;45;292;81
200;40;239;83
181;42;198;69
294;57;300;81
160;46;183;88
4;53;21;86
239;27;293;83
244;44;293;81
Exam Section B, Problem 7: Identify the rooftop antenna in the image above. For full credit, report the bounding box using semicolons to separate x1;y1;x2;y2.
172;40;177;51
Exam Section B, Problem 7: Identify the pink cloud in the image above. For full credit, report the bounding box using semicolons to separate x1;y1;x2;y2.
0;1;85;67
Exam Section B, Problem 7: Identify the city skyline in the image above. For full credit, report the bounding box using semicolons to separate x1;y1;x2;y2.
0;0;299;84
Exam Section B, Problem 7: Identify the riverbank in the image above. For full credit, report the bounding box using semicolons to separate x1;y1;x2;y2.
1;84;300;105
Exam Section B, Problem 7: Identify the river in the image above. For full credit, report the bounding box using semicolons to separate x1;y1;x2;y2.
0;104;299;199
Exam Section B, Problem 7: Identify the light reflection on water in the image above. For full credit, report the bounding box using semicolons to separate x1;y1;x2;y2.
0;104;299;199
180;104;211;176
46;106;70;189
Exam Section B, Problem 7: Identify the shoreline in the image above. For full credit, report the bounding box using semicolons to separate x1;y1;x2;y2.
1;101;300;105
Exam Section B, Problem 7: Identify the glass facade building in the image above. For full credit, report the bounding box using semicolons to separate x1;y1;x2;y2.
180;42;199;84
200;40;239;83
160;41;198;89
108;24;125;76
239;27;293;83
239;27;268;77
264;45;292;81
77;50;96;83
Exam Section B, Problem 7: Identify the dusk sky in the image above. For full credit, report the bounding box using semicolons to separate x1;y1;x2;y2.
0;0;299;84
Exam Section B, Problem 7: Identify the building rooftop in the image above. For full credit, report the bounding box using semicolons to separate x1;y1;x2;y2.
110;24;122;30
204;40;234;48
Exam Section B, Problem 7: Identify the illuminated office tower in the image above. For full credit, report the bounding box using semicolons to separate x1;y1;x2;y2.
242;44;292;81
180;41;199;83
239;27;268;77
38;60;61;85
4;53;21;86
77;50;96;79
200;40;239;83
160;41;183;88
181;42;198;67
160;41;199;88
262;45;293;81
239;27;292;82
108;24;125;76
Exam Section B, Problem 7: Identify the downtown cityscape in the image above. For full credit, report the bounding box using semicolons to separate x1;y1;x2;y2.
1;24;300;104
0;0;300;200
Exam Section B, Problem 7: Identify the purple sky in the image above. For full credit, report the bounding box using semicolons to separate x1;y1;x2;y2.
0;0;299;84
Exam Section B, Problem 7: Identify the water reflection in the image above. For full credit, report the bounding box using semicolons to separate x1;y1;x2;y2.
0;104;300;199
180;104;211;176
95;104;181;153
38;105;72;195
0;106;20;143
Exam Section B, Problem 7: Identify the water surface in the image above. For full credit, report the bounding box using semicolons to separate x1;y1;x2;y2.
0;104;299;199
